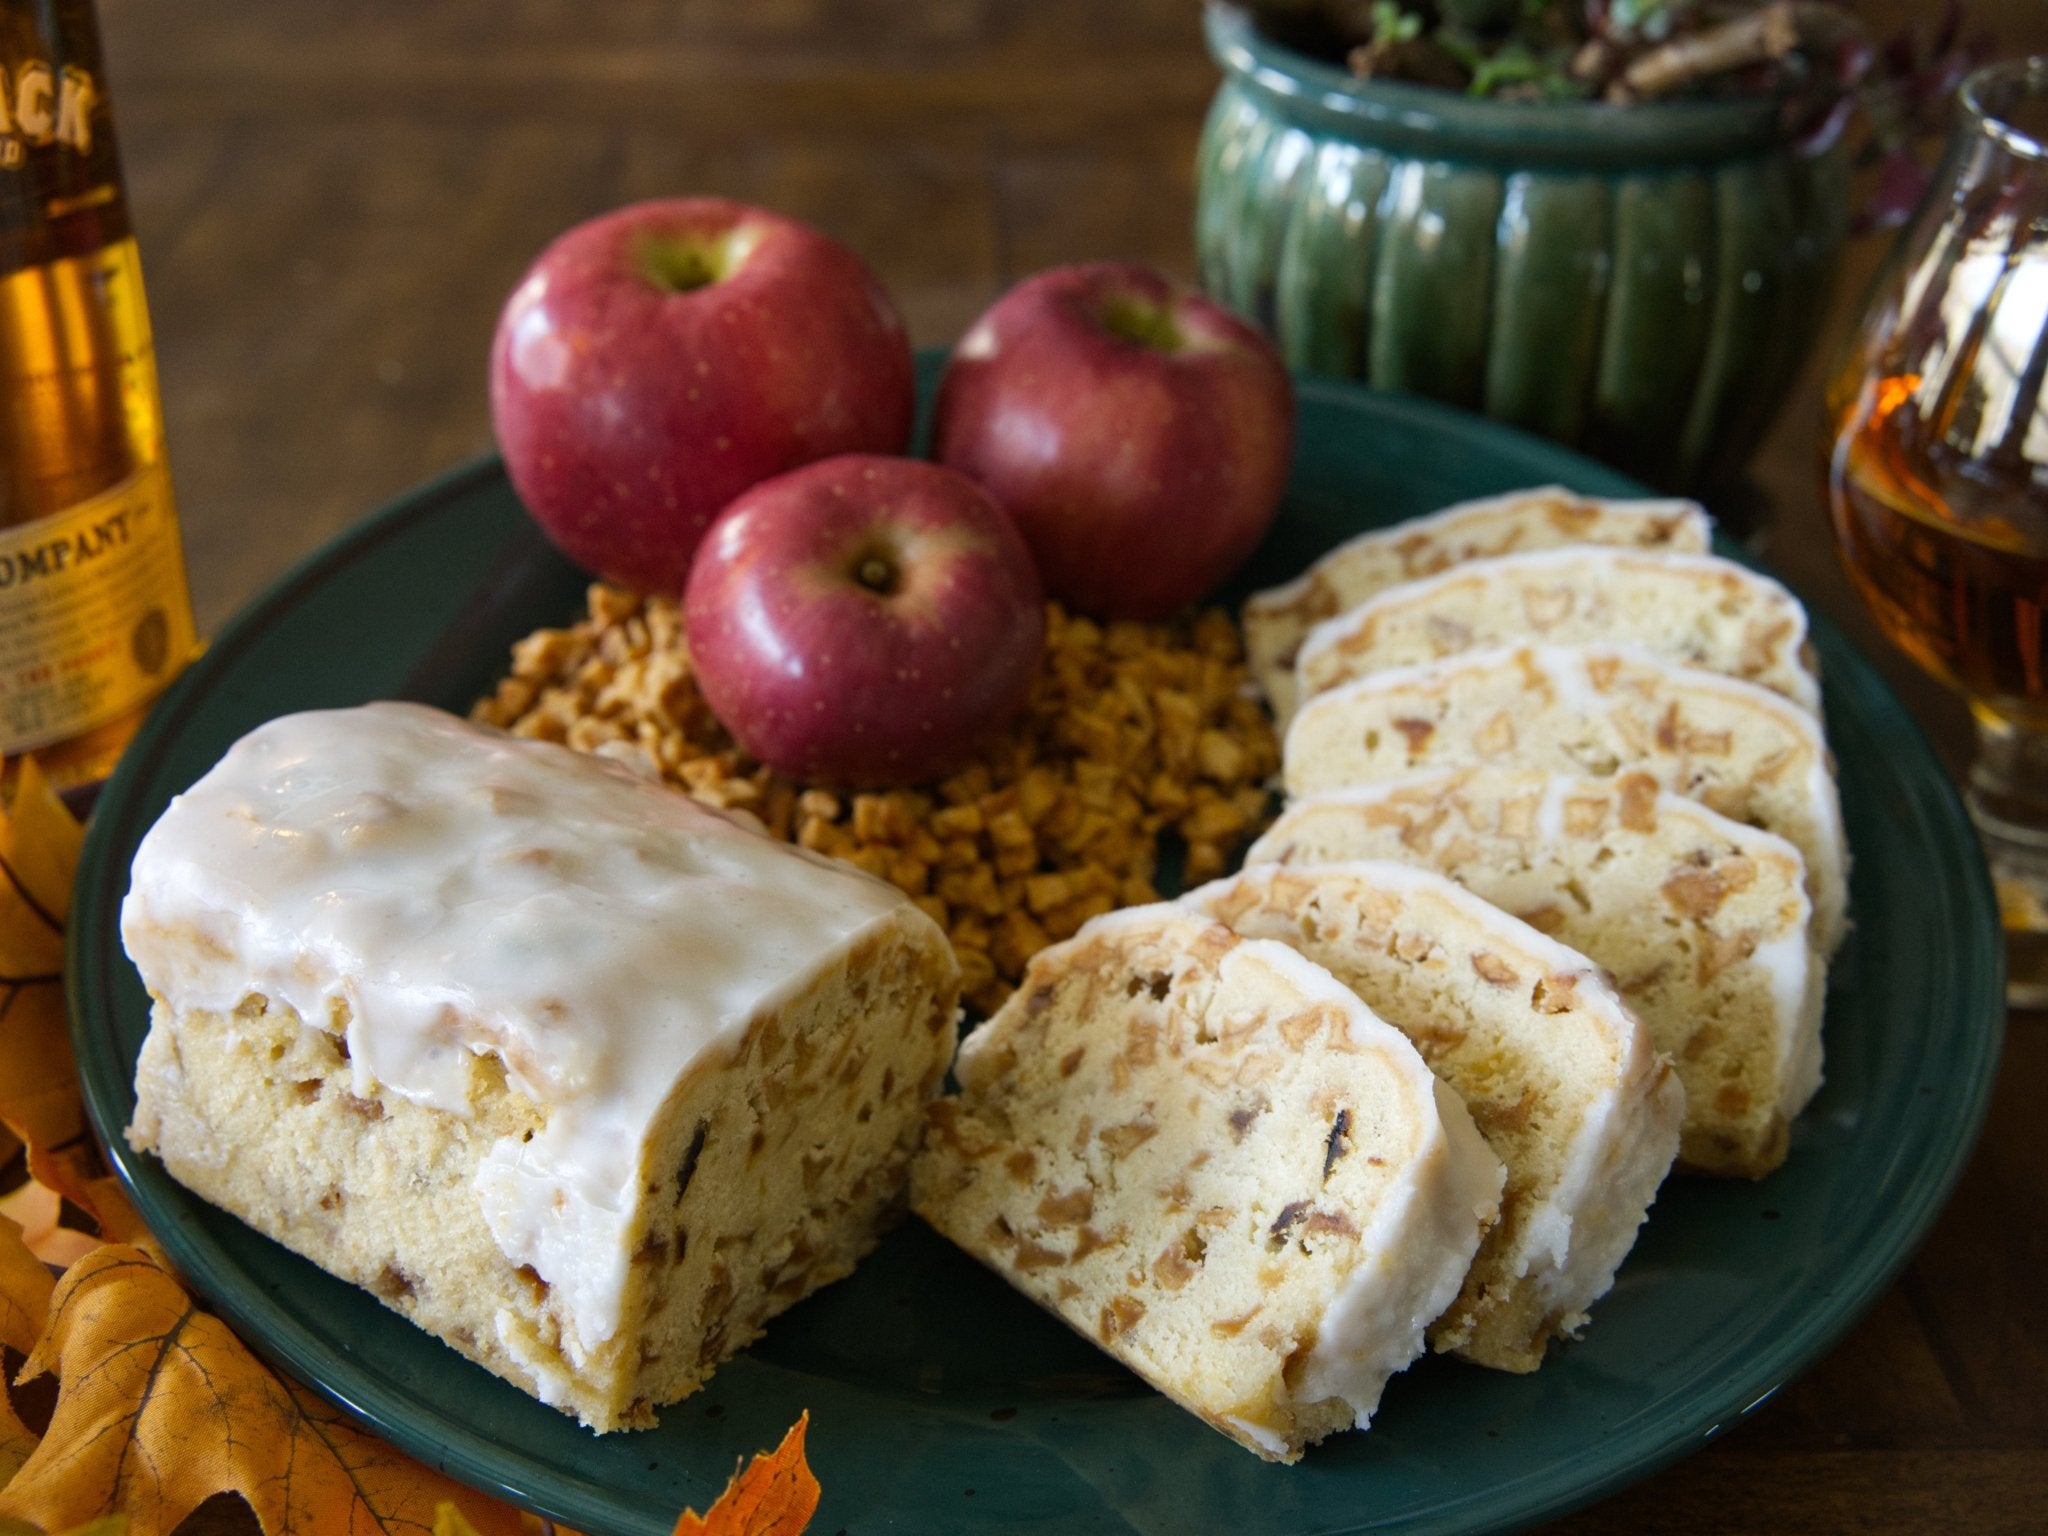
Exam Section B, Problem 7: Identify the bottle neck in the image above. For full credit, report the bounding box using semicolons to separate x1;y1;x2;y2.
0;0;130;277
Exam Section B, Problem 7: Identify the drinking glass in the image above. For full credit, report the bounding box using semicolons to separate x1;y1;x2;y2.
1825;57;2048;1006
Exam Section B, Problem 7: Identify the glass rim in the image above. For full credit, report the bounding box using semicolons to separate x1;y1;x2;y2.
1962;56;2048;161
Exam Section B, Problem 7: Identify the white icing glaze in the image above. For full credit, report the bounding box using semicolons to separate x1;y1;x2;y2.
1297;1073;1501;1423
1221;1415;1291;1459
1757;923;1827;1120
122;702;928;1360
1525;1023;1683;1331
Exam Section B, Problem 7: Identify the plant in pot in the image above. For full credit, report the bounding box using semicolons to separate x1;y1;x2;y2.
1196;0;1980;496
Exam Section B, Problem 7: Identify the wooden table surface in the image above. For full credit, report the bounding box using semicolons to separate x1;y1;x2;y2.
97;1;2047;1531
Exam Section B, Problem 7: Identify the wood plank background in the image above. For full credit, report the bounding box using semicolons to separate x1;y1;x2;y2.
92;1;2048;1530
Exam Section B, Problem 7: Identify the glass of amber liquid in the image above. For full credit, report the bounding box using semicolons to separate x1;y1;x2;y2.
1827;58;2048;1006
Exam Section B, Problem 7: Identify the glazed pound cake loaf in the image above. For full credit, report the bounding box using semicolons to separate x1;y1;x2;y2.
911;905;1504;1462
123;702;960;1432
1293;548;1820;718
1243;488;1710;724
1247;772;1825;1176
1186;862;1682;1371
1283;644;1849;952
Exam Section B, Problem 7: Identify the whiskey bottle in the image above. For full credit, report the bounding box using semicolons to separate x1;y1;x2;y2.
0;0;195;795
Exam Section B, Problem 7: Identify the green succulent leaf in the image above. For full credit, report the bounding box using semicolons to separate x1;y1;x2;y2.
1369;1;1423;46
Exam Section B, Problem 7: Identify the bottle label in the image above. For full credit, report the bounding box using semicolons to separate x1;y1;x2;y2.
0;463;194;755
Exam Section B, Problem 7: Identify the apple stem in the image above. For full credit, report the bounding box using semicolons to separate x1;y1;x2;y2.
1100;294;1184;353
638;235;727;294
856;555;898;595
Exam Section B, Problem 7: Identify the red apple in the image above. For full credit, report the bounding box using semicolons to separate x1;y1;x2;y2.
931;261;1294;621
684;455;1046;787
490;197;914;594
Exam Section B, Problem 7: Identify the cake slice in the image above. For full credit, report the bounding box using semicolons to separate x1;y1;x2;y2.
123;702;960;1432
910;904;1504;1463
1185;862;1681;1370
1283;644;1849;953
1246;771;1824;1177
1244;488;1710;724
1294;548;1820;718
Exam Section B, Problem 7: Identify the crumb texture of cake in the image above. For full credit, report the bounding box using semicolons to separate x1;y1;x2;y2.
1294;549;1819;719
1282;644;1848;953
122;701;960;1432
1242;489;1710;724
1185;861;1682;1370
1249;771;1824;1177
909;905;1504;1463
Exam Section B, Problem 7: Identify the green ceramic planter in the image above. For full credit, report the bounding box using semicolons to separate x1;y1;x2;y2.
1196;3;1851;492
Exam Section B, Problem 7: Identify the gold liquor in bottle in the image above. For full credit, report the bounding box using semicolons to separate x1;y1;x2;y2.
0;0;195;794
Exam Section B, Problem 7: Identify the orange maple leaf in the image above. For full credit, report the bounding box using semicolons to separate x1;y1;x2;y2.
0;1210;53;1485
0;760;134;1241
0;1244;525;1536
670;1414;819;1536
0;1210;52;1358
0;1182;101;1271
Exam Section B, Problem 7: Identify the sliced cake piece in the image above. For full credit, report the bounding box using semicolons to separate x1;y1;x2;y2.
1185;862;1681;1370
1246;771;1824;1177
1282;644;1849;953
124;702;960;1432
1294;548;1819;717
1244;488;1710;724
910;904;1504;1463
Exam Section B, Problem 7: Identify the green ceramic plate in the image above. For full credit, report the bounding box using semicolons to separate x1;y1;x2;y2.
68;373;2002;1536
